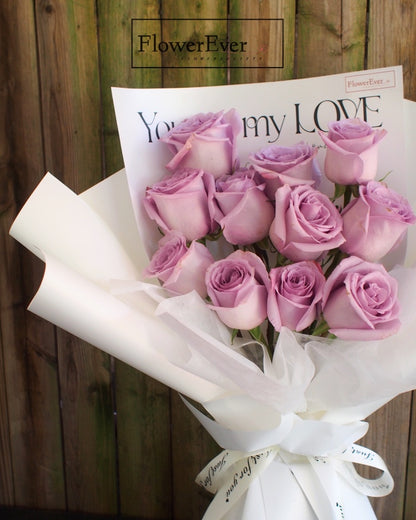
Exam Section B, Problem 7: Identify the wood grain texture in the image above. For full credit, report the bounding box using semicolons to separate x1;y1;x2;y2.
229;0;296;83
367;0;416;101
405;393;416;520
33;0;117;514
114;362;172;518
170;393;220;520
160;0;228;87
34;0;103;190
1;1;416;518
1;0;66;509
296;0;367;77
0;1;16;505
58;336;117;514
97;0;163;176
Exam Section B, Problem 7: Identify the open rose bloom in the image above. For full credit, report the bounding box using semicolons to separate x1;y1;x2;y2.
249;142;319;199
8;72;416;520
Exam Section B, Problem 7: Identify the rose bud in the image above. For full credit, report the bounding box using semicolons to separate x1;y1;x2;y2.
213;168;274;245
322;256;400;340
160;109;242;178
143;168;217;241
267;261;325;332
269;184;345;261
249;142;319;199
205;250;269;330
341;181;416;261
319;118;386;185
143;231;214;298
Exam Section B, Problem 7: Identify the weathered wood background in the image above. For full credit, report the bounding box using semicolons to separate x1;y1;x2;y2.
1;1;416;518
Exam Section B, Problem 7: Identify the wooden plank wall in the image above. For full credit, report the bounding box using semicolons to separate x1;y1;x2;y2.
1;1;415;518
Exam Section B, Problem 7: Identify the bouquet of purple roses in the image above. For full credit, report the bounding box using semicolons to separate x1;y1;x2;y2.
125;108;416;519
142;111;414;349
10;71;416;520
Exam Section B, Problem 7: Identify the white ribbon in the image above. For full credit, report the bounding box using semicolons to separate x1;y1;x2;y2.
184;400;393;520
196;446;280;519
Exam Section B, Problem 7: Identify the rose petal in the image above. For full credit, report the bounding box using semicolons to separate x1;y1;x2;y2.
209;285;268;330
217;188;274;245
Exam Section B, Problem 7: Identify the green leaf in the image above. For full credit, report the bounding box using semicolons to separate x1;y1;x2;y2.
275;252;291;267
333;183;346;200
231;328;239;344
205;228;224;241
311;318;330;337
324;250;348;277
248;326;263;343
256;236;271;250
351;184;360;198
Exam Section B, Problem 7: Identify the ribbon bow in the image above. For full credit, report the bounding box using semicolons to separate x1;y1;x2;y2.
184;400;393;520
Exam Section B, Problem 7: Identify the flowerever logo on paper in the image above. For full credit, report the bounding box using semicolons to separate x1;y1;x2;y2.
131;18;284;69
345;70;397;92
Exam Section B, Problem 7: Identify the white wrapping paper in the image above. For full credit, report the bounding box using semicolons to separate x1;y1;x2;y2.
9;69;416;519
10;171;225;403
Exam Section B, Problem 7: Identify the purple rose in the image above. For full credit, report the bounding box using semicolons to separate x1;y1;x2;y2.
143;168;217;241
341;181;416;261
269;184;345;261
213;168;274;245
322;256;400;340
205;250;269;330
160;109;242;178
249;142;319;199
267;261;325;332
143;232;214;298
319;118;387;185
